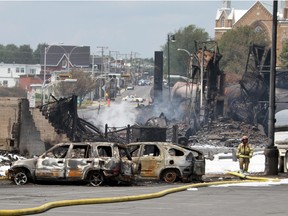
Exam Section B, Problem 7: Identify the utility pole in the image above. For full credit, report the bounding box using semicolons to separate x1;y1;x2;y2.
109;51;119;73
97;46;108;74
265;0;279;175
97;46;108;99
167;34;176;102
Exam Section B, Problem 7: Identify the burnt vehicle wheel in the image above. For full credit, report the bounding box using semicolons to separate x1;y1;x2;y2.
14;170;29;185
161;169;178;183
88;171;105;186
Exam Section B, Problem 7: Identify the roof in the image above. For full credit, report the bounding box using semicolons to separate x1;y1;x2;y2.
215;1;271;25
234;1;272;26
40;45;91;67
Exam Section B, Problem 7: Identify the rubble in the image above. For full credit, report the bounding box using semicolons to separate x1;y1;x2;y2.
0;151;26;176
168;117;269;159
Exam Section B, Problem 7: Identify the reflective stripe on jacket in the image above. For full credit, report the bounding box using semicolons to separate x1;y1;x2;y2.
236;143;253;158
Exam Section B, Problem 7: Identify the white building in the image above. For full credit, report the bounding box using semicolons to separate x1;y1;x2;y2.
0;63;41;87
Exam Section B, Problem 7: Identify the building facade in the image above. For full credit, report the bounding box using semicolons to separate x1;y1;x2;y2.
215;0;288;65
0;63;41;88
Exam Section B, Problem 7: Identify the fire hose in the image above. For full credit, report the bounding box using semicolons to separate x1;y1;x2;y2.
0;173;278;216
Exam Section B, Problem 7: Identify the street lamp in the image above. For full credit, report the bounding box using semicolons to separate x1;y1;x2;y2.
177;48;193;78
42;42;64;105
67;45;84;72
178;47;204;109
177;48;193;109
167;34;175;100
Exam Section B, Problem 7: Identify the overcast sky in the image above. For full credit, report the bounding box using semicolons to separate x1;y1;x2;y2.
0;0;275;59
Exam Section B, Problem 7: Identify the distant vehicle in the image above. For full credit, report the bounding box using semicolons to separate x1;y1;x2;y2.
122;95;145;103
138;79;145;86
145;80;151;85
127;85;134;90
126;142;205;183
138;79;151;86
8;142;140;186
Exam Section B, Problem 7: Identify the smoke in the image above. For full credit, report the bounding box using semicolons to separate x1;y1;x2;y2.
89;101;139;132
82;88;189;133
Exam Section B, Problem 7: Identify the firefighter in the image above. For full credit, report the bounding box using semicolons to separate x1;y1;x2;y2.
236;135;253;173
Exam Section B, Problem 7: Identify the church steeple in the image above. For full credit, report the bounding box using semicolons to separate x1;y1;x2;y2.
222;0;231;9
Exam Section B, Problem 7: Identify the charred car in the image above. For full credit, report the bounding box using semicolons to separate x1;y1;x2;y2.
126;142;205;183
8;142;140;186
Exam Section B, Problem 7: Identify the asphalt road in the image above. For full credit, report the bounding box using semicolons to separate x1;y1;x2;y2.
0;179;287;216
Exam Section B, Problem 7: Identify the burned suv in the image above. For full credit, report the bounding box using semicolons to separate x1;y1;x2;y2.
126;142;205;183
8;142;140;186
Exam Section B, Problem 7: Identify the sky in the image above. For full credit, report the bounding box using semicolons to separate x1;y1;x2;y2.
0;0;277;59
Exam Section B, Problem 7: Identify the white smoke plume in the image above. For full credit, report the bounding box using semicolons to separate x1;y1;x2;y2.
89;101;140;132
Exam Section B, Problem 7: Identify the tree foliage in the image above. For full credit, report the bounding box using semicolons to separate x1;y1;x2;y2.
162;25;209;77
0;43;45;64
218;26;270;75
279;39;288;67
53;70;97;104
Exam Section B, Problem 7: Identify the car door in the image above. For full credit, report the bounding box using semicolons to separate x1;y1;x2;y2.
35;144;70;179
129;144;163;178
65;144;93;180
115;145;133;177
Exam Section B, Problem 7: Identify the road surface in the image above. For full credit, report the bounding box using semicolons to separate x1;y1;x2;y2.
0;179;286;216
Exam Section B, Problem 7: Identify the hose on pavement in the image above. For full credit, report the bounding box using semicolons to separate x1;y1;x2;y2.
0;173;278;216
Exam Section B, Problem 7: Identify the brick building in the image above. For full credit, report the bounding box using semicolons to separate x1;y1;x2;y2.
215;0;288;65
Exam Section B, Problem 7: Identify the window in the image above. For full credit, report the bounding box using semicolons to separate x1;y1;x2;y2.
97;146;112;157
71;145;90;158
16;68;20;73
128;145;141;157
30;69;36;74
3;80;8;87
168;148;184;156
143;145;160;157
7;68;11;73
255;26;263;33
45;145;69;158
21;68;25;73
221;17;225;27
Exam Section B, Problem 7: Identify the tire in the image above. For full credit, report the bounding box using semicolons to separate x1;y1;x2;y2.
279;156;284;173
161;169;178;183
14;170;29;185
88;171;105;187
285;151;288;172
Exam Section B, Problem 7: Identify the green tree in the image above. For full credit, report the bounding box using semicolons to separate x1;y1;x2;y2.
218;25;270;75
0;45;5;63
279;39;288;67
0;44;35;64
53;70;97;105
33;43;46;64
162;25;209;77
4;44;18;63
18;45;33;64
